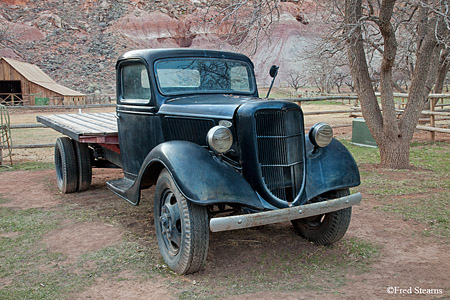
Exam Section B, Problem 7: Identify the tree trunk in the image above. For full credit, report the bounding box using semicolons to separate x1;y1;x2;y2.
379;138;411;169
434;49;449;93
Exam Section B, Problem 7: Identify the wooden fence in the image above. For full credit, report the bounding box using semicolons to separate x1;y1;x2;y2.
0;93;25;106
2;94;449;153
281;94;450;141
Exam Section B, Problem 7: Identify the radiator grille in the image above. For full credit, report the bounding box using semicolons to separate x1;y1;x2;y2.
166;117;214;145
255;109;304;202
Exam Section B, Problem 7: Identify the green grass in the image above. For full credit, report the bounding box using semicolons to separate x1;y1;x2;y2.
0;161;54;172
0;208;73;299
343;237;381;262
78;241;163;278
340;140;380;164
410;141;450;174
344;139;450;239
381;193;450;238
12;128;61;145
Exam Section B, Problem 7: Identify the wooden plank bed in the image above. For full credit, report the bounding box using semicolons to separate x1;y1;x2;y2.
37;112;119;144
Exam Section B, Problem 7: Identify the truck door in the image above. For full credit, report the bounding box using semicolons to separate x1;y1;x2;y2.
116;60;163;178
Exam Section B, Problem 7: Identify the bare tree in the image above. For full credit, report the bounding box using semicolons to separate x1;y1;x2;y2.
332;65;352;93
199;0;281;54
286;69;304;94
344;0;449;168
295;38;350;94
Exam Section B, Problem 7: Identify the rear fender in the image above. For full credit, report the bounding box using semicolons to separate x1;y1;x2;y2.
137;141;264;210
305;137;360;200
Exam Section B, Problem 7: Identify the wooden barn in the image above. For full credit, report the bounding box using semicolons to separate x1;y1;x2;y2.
0;57;86;106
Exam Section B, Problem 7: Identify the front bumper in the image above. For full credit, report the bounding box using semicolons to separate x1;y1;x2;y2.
209;192;362;232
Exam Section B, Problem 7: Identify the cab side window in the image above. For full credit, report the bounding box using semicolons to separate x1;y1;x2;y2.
121;63;151;102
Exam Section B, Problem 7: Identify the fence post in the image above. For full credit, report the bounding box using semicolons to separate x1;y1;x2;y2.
0;104;13;166
430;97;436;141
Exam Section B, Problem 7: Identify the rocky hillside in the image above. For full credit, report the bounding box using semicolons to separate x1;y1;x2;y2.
0;0;318;94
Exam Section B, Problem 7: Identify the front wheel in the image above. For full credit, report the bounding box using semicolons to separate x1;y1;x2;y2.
291;189;352;245
154;169;209;275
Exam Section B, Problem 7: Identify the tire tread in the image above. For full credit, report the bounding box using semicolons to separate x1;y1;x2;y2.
55;137;78;193
73;140;92;192
292;189;352;246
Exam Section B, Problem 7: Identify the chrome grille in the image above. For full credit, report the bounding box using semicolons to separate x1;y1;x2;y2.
255;109;304;202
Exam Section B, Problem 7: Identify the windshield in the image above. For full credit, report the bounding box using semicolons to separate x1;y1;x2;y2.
155;58;255;96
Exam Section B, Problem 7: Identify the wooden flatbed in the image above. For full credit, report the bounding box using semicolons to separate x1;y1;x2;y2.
37;112;119;144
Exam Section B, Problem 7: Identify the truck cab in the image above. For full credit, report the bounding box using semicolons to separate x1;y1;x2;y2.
42;49;361;275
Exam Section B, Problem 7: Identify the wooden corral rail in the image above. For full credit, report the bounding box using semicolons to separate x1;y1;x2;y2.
0;123;55;150
376;93;450;140
3;95;449;153
281;95;359;105
284;94;450;140
416;125;450;133
0;93;25;106
426;95;450;140
6;104;115;110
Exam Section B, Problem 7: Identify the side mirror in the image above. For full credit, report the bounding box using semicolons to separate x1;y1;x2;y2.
266;65;279;98
269;65;279;78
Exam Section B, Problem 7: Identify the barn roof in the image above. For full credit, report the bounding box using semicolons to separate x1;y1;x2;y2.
1;57;85;96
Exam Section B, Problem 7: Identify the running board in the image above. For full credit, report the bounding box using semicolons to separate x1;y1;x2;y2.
106;177;140;205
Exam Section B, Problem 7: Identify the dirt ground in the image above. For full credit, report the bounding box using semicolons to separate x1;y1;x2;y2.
1;167;449;299
1;105;449;299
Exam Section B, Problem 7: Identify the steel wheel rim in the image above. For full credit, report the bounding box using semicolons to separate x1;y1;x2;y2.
55;147;63;185
159;189;182;256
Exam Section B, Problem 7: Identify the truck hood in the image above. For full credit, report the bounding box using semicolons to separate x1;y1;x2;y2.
157;94;261;119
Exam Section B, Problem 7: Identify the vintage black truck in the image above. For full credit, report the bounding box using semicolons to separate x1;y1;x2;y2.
38;48;361;275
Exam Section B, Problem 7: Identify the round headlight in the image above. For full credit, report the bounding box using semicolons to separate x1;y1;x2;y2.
309;122;333;148
207;126;233;153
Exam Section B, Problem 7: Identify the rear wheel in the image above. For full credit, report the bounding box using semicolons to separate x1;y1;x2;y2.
72;140;92;192
54;137;78;193
154;169;209;275
291;189;352;245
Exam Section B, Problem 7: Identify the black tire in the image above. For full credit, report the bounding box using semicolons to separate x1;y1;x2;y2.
54;137;78;193
154;169;209;275
291;189;352;246
72;140;92;192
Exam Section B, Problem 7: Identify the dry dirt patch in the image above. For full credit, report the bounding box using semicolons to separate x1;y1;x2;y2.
43;222;123;264
76;273;174;300
0;169;60;209
222;291;340;300
339;197;449;299
0;232;20;238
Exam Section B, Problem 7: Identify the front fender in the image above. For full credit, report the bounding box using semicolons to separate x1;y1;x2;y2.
305;137;360;200
139;141;265;210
